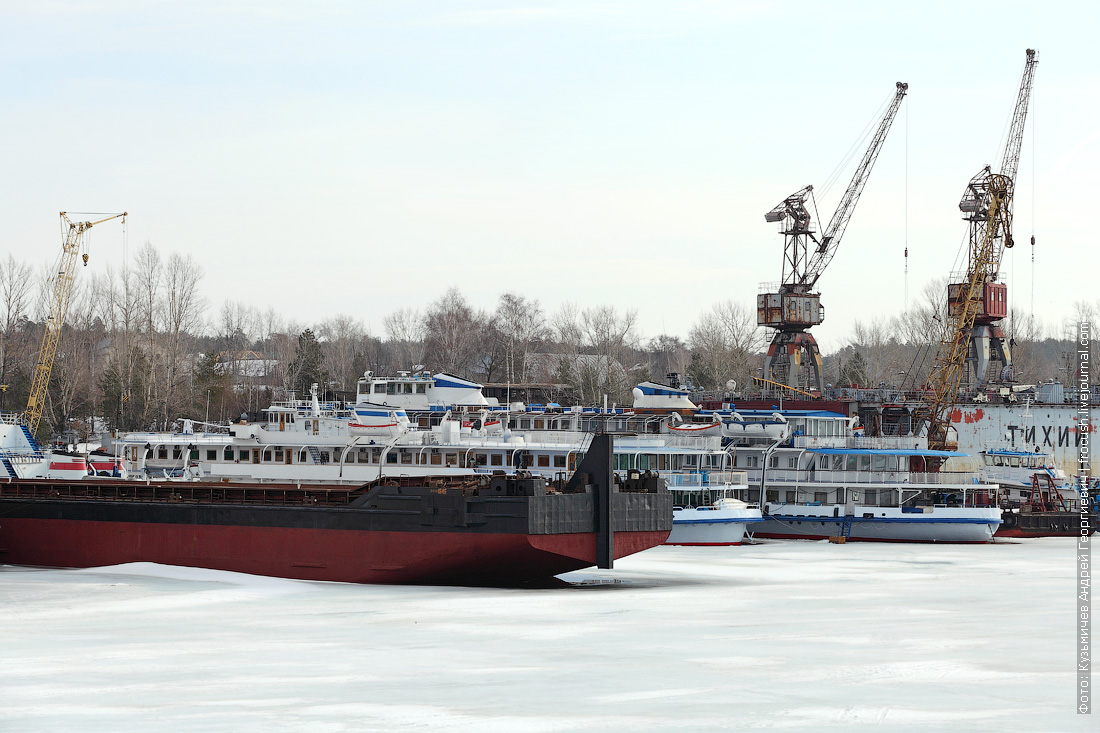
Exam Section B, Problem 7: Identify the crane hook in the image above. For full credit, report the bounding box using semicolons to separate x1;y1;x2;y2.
82;253;89;266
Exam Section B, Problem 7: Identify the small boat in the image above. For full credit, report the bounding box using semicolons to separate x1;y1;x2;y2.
997;473;1093;538
666;473;760;546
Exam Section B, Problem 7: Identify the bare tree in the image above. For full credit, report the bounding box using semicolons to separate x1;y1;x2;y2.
318;314;368;391
423;288;484;376
383;307;425;372
553;304;639;405
688;300;762;391
494;293;549;384
647;335;690;383
0;254;34;410
162;253;206;421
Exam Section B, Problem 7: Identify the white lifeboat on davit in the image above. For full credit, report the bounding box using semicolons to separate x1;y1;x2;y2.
349;403;411;438
667;412;723;436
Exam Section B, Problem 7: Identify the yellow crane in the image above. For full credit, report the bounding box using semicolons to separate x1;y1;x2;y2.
916;49;1038;452
24;211;127;438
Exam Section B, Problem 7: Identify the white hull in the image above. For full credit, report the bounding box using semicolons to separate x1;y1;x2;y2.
748;505;1001;543
666;505;761;546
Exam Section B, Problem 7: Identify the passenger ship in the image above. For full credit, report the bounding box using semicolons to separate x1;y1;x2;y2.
721;409;1002;543
111;381;759;546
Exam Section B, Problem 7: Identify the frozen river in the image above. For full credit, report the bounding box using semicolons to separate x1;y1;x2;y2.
0;538;1088;732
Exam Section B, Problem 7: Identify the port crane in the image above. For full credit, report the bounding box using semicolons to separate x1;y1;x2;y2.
24;211;127;438
758;82;908;393
916;49;1038;452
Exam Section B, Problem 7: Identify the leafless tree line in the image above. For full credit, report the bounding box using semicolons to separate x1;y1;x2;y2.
0;243;1089;440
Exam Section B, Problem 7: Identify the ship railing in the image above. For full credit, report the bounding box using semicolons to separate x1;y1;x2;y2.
0;449;48;462
848;435;924;449
0;411;25;425
664;471;748;488
748;468;983;486
663;434;724;450
789;435;924;450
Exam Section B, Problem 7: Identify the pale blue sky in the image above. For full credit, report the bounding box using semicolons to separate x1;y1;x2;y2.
2;1;1096;351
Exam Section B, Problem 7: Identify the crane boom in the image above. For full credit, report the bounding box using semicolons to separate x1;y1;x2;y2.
24;211;126;437
999;49;1038;184
805;81;909;290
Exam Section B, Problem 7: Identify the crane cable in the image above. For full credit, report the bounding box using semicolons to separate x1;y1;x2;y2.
1031;83;1036;316
819;92;892;201
904;93;909;312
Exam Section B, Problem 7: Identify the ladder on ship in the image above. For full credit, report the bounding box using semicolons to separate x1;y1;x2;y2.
839;515;854;540
307;446;323;464
1;456;15;478
20;425;40;453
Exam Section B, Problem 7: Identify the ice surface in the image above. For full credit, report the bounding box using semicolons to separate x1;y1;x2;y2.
0;539;1090;732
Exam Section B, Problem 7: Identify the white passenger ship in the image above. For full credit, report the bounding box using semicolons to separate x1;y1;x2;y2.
111;384;762;547
721;409;1002;543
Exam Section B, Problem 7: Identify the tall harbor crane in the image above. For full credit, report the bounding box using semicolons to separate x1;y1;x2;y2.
916;49;1038;452
24;211;127;437
758;82;908;393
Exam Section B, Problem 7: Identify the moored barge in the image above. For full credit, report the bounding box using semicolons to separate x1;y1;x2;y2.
0;435;672;585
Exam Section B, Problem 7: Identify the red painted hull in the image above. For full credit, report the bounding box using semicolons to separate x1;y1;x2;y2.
752;532;991;544
664;542;743;546
0;517;667;585
994;529;1080;538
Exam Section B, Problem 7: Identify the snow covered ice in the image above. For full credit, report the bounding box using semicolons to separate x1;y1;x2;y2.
0;538;1088;731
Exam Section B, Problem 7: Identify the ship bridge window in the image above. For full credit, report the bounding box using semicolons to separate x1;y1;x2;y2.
831;455;844;471
554;455;566;468
206;449;217;461
274;449;284;461
491;453;503;466
158;447;168;459
386;383;396;395
858;455;870;471
416;384;426;394
400;451;412;465
173;447;182;459
787;456;797;468
387;453;398;464
537;455;550;468
871;455;887;472
984;455;994;465
1009;456;1020;467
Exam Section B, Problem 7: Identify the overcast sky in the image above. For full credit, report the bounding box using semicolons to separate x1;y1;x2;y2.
2;1;1096;353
